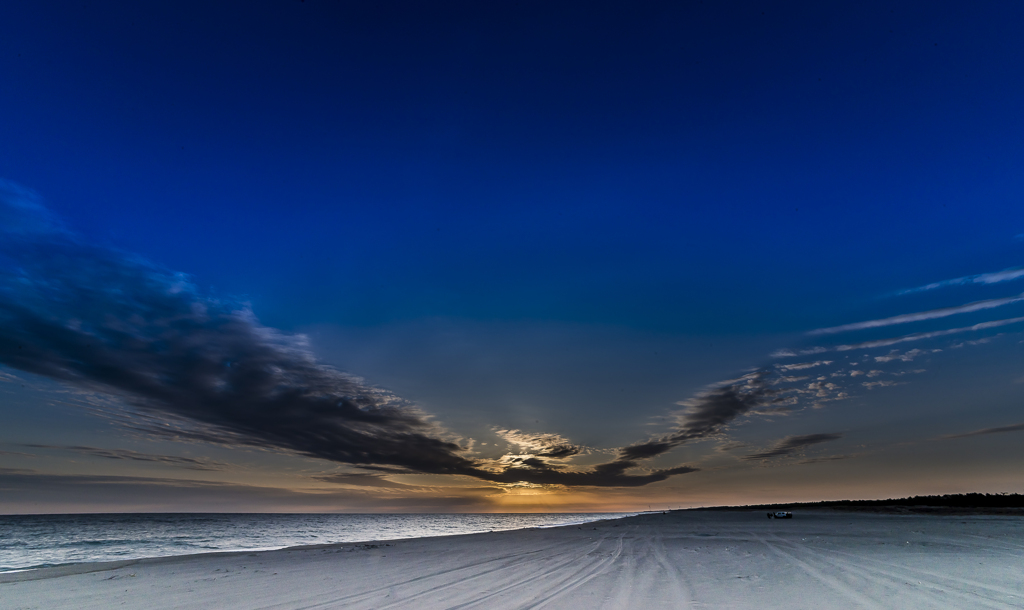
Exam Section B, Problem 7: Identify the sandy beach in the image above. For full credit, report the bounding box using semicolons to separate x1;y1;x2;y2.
3;510;1023;609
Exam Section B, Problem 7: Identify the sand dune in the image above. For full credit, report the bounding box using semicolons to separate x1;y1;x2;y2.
3;510;1023;609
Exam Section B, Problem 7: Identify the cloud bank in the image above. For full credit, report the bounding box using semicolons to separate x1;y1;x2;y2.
0;181;696;488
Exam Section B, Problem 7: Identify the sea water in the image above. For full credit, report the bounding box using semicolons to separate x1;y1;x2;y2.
0;512;631;572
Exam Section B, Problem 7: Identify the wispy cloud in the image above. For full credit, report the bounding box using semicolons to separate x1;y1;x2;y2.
21;444;227;471
0;180;67;236
950;336;998;348
776;360;832;371
810;295;1024;336
798;454;857;464
890;369;925;376
940;423;1024;440
0;467;36;475
835;317;1024;351
743;433;843;460
895;267;1024;296
0;449;35;457
862;380;900;389
770;347;827;358
873;349;928;363
312;472;416;488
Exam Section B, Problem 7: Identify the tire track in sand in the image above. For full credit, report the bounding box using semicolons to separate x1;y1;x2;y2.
256;535;589;610
747;530;886;610
651;533;694;608
282;533;615;610
501;531;627;610
765;533;1024;609
600;529;692;609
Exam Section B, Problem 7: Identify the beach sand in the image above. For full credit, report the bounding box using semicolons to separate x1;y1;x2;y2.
3;510;1023;609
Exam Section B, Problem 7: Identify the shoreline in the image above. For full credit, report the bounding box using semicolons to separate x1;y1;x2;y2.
4;506;1021;579
0;512;637;578
3;510;1022;608
3;507;1020;577
0;514;634;584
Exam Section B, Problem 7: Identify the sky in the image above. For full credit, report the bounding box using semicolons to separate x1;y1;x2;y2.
2;0;1024;513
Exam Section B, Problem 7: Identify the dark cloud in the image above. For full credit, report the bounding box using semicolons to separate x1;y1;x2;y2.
607;372;778;464
484;461;698;487
21;444;226;471
537;445;580;459
743;433;843;461
0;184;696;488
941;423;1024;440
493;373;781;485
669;372;778;441
618;441;675;461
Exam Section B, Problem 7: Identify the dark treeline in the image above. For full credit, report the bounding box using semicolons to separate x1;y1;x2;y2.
704;493;1024;511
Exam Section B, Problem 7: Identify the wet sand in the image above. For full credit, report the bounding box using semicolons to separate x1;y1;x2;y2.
3;510;1023;609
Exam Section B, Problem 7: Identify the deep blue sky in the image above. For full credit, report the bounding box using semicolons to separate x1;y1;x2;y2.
2;1;1024;511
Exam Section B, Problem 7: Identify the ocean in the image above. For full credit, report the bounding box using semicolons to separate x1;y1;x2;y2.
0;512;632;572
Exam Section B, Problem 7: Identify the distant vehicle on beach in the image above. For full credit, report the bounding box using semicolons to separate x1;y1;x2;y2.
767;511;793;519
